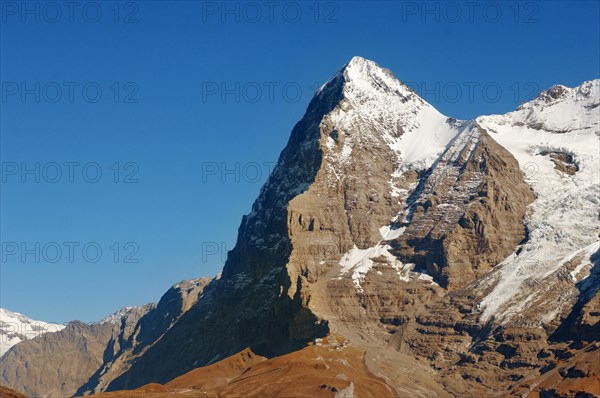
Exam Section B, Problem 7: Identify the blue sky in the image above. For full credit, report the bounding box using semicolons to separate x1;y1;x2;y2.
1;1;599;323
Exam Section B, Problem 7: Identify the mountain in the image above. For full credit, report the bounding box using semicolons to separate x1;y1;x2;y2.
1;57;598;397
0;278;210;398
0;306;153;398
74;277;211;395
0;308;65;357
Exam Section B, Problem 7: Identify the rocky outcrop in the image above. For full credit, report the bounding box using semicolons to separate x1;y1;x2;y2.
391;124;535;288
541;150;579;175
508;341;600;398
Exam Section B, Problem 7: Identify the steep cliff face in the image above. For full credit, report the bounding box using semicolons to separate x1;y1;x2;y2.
105;57;473;391
391;124;535;288
103;72;345;390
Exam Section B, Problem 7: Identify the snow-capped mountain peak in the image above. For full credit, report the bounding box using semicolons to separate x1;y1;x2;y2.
319;56;463;177
318;56;423;106
495;79;600;134
343;56;419;100
0;308;65;357
521;79;599;109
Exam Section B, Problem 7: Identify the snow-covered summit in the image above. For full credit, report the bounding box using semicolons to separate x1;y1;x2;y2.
318;56;424;109
0;308;65;357
319;56;463;176
523;79;599;109
482;79;599;135
341;56;418;100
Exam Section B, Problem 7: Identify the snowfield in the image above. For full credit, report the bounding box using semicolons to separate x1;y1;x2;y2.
476;80;600;322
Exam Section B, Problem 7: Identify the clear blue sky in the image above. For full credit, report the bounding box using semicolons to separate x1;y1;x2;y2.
1;1;598;323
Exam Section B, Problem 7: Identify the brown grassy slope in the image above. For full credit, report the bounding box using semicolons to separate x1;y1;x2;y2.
83;336;394;398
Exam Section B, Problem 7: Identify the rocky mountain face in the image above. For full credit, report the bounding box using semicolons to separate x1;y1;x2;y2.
1;57;598;397
0;278;210;397
75;277;211;395
98;69;343;390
